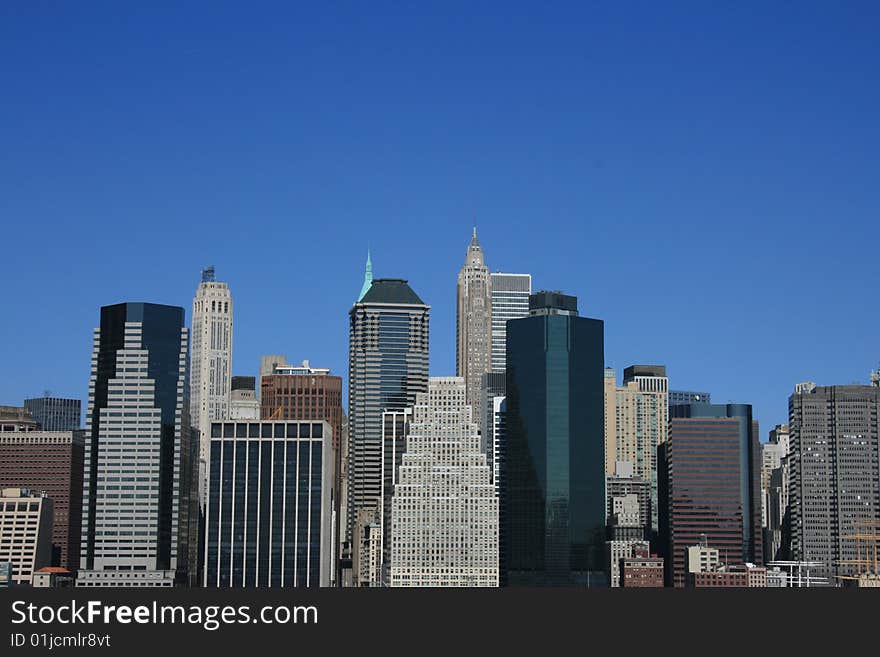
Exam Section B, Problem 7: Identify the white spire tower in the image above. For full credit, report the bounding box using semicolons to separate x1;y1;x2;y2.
191;266;233;507
456;227;492;415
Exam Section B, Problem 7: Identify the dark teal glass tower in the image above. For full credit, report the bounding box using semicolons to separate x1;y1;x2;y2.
501;291;606;587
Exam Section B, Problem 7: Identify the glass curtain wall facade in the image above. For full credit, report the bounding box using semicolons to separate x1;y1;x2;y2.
23;397;81;431
659;403;762;587
204;421;332;587
502;292;606;586
490;273;531;374
347;279;429;548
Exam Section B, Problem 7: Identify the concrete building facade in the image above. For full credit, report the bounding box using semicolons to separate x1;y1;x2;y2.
789;382;880;580
603;365;668;534
0;430;85;570
228;376;260;420
190;266;233;508
389;378;498;587
0;488;53;586
456;229;492;416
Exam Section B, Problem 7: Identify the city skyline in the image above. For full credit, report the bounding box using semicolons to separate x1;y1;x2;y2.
2;241;876;440
2;4;879;439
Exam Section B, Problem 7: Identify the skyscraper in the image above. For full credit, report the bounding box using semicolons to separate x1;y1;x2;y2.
78;303;197;587
789;382;880;581
659;403;762;587
490;272;531;374
456;228;492;415
260;358;344;578
347;276;429;562
24;396;81;431
502;291;606;587
389;377;498;587
190;266;233;507
603;365;668;535
203;420;333;587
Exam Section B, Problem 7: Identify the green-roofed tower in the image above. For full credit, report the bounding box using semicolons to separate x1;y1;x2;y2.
347;276;430;583
357;250;373;302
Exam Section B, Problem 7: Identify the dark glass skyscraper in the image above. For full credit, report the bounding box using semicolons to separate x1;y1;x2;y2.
204;420;333;587
78;302;197;587
347;278;429;556
659;403;762;587
502;291;606;587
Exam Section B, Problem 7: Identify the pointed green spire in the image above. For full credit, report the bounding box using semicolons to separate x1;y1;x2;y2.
357;249;373;302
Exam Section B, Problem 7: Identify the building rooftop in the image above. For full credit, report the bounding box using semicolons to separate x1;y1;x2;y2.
528;290;578;315
624;365;667;380
359;278;426;306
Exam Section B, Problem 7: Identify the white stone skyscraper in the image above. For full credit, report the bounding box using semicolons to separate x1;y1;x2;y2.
190;266;233;506
456;228;492;415
389;377;498;587
489;272;531;373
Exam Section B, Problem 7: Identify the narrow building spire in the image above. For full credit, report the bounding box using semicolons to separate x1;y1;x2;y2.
357;249;373;302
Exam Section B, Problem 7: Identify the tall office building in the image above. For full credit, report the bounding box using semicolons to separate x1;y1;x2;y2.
490;272;531;374
668;390;711;406
502;291;606;587
203;420;333;587
0;488;53;586
78;303;197;587
389;378;498;587
348;276;429;559
260;358;344;579
603;365;668;535
24;396;81;431
659;403;762;587
789;382;880;580
190;266;233;507
0;430;85;570
456;228;492;414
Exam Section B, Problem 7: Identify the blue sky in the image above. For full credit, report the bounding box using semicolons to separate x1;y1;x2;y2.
1;1;878;433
